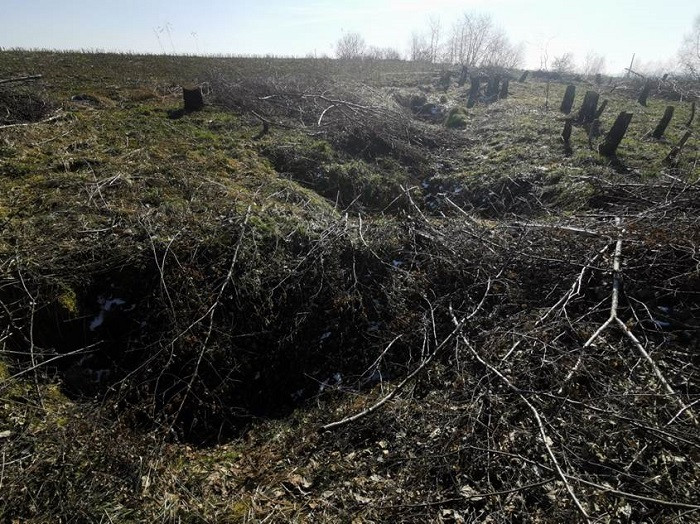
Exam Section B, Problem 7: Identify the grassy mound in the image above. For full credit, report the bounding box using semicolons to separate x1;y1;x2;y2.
445;105;469;128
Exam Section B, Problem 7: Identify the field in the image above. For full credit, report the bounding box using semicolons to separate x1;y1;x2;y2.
1;50;699;522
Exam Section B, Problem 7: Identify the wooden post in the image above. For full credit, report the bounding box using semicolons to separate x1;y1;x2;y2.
594;99;608;120
560;85;576;114
499;78;509;99
598;112;633;156
518;71;529;83
576;90;599;124
626;53;635;78
664;130;691;166
595;73;602;85
439;70;452;92
253;113;270;139
467;76;481;108
561;118;573;144
458;66;469;87
687;101;696;127
588;119;601;150
183;85;204;111
637;80;652;106
651;106;674;139
486;75;501;100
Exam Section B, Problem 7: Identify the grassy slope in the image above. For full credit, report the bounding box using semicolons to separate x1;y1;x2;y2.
1;51;699;522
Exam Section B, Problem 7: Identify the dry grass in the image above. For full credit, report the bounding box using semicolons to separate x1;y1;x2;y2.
1;50;699;522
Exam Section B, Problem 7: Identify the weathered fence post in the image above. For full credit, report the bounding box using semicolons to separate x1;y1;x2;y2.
637;80;652;106
588;119;601;149
467;76;481;108
598;112;633;156
560;85;576;114
183;85;204;111
458;66;469;87
594;99;608;120
499;78;509;99
651;106;674;139
486;75;501;100
518;71;529;83
576;90;599;124
439;70;452;92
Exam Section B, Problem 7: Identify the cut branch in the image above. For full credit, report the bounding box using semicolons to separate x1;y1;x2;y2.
0;74;42;85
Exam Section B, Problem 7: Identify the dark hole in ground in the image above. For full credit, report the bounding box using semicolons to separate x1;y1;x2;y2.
0;85;53;125
4;252;409;445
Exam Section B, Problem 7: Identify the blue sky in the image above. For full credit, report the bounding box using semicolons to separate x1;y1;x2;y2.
1;0;696;73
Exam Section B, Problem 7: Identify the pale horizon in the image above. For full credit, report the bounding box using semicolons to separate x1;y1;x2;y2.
1;0;697;75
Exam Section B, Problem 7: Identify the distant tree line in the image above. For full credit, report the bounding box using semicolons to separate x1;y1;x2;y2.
335;32;402;61
335;11;523;67
412;13;524;68
550;51;607;77
335;9;700;81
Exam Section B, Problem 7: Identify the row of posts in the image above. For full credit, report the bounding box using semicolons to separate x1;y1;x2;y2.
558;83;694;161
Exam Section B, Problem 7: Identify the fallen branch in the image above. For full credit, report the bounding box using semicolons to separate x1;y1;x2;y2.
556;218;696;424
0;111;64;130
0;74;42;85
463;336;591;522
320;279;492;432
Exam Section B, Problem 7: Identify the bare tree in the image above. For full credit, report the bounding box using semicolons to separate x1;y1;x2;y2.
482;30;524;68
538;36;555;71
459;13;493;66
582;51;606;77
444;12;522;68
427;16;442;63
382;47;403;60
678;14;700;79
366;46;403;61
409;31;431;62
336;32;366;60
552;53;576;74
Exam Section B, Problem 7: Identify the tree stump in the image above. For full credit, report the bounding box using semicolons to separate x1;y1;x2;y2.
637;80;652;106
576;90;599;124
486;75;501;100
439;70;452;92
588;119;601;149
598;112;633;156
561;118;573;144
499;78;509;99
560;85;576;114
651;106;674;139
183;85;204;112
594;99;608;120
518;71;529;83
458;66;469;87
467;76;481;108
